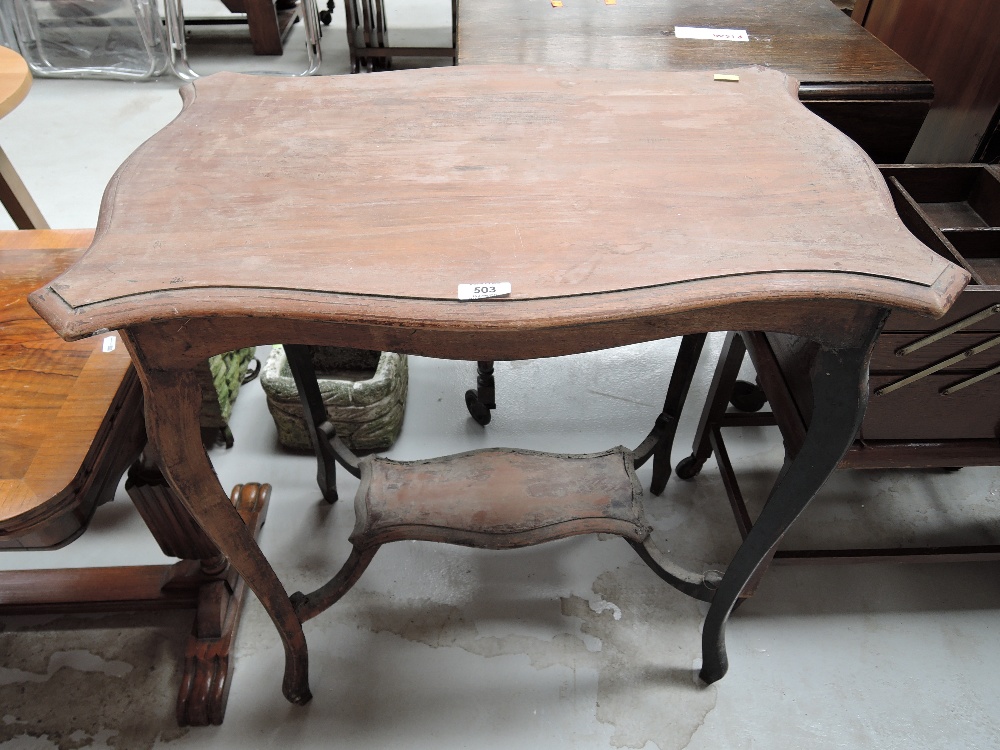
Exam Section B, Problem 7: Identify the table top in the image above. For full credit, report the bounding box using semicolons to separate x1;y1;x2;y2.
0;46;31;120
458;0;927;97
31;66;966;354
0;229;135;531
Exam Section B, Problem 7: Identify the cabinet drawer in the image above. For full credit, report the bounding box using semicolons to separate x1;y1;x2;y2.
870;332;1000;371
864;373;1000;440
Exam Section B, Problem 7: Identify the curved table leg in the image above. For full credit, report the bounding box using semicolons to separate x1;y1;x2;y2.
699;334;880;684
140;365;312;706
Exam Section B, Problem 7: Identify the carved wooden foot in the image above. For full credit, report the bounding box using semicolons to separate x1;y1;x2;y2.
127;467;271;726
176;483;270;726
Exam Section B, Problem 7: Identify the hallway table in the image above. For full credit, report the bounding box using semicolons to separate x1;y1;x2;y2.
29;65;968;706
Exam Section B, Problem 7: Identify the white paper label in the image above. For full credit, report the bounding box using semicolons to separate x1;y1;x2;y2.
675;26;749;41
458;282;511;301
102;335;117;353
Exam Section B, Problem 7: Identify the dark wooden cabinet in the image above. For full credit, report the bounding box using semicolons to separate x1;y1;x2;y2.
853;0;1000;163
459;0;933;163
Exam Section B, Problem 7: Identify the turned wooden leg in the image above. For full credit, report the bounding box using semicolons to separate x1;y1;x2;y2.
133;359;311;706
699;320;885;684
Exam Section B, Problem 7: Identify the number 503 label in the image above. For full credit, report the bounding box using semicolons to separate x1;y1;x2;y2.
458;282;512;300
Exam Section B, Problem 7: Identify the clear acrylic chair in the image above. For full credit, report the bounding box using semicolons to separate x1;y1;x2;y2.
162;0;322;80
7;0;169;80
4;0;321;81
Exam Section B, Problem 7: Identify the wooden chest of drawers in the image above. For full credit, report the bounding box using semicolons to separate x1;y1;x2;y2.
863;165;1000;446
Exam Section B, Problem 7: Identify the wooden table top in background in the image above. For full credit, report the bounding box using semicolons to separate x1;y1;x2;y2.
30;66;966;355
459;0;923;89
458;0;932;162
0;46;31;120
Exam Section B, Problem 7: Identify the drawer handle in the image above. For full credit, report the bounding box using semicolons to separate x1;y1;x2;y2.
875;334;1000;396
941;364;1000;395
896;303;1000;357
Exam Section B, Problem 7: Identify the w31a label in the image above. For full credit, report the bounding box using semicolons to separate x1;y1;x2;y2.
457;282;512;300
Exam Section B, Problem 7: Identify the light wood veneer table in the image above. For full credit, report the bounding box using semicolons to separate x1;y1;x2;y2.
0;45;47;229
31;66;968;706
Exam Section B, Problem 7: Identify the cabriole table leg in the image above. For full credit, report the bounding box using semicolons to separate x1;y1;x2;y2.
698;322;885;683
128;348;313;705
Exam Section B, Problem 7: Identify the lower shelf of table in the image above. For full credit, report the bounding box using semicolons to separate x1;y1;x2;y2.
351;446;651;550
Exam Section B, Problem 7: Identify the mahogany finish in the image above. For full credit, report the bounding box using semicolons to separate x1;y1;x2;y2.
1;229;269;726
29;67;967;703
458;0;932;163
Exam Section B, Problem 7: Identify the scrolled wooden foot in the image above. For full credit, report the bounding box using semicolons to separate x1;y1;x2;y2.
175;482;273;726
177;652;230;726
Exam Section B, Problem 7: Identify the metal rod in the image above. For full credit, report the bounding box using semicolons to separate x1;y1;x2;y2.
875;334;1000;396
941;363;1000;395
896;303;1000;356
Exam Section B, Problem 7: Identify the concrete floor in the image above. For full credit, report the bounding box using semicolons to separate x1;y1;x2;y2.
2;5;1000;749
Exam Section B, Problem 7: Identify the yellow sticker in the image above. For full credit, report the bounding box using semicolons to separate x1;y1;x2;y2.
713;74;740;82
605;0;616;5
551;0;562;6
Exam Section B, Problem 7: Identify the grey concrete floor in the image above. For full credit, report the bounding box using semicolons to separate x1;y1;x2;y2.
2;5;1000;749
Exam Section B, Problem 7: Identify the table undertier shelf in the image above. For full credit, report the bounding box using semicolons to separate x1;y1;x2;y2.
351;447;650;551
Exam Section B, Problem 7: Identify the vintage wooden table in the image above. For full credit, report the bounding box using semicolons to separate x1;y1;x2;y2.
459;0;931;163
30;66;968;705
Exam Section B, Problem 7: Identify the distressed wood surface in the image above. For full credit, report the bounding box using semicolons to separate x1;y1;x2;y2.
31;66;966;353
21;66;973;702
353;447;648;549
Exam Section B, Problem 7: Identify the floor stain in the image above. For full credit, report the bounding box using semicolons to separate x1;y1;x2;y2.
331;559;717;750
0;611;192;750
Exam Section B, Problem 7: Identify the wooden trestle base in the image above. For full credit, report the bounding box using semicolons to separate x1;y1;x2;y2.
0;482;270;727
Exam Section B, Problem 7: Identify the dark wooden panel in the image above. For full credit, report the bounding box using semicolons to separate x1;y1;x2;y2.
857;0;1000;162
863;373;1000;440
804;99;928;163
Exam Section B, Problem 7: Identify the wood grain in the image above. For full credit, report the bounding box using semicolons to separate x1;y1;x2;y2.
457;0;930;161
30;66;967;349
460;0;924;85
0;229;140;543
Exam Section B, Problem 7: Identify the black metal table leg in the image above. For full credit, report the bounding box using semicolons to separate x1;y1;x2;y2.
675;331;748;480
633;333;707;495
465;360;496;426
698;319;885;684
284;344;362;504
